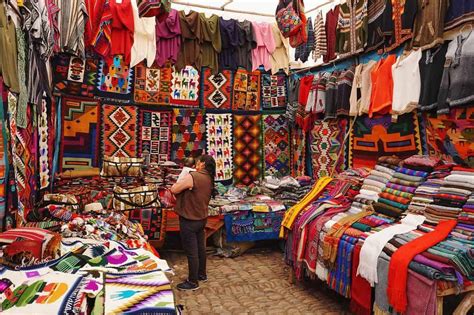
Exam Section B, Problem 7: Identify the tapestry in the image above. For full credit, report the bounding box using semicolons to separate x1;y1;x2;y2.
201;68;232;110
129;208;167;242
291;127;306;177
138;109;172;164
233;114;262;185
262;113;290;177
205;113;233;182
170;109;205;164
170;65;200;106
261;72;288;109
52;53;99;98
39;98;50;189
310;119;347;178
425;108;474;168
0;95;7;231
224;211;284;242
61;97;101;171
348;113;423;169
232;69;261;111
102;104;138;158
96;55;134;102
104;270;175;315
133;62;172;105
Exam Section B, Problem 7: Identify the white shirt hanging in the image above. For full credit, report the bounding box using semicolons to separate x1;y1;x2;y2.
130;0;157;67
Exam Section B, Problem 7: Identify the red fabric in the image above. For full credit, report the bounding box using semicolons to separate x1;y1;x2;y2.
85;0;112;58
298;75;314;106
387;220;457;313
324;5;339;63
350;244;372;315
110;0;135;64
453;166;474;173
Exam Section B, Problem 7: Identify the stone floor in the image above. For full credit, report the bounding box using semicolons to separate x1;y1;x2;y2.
162;247;348;314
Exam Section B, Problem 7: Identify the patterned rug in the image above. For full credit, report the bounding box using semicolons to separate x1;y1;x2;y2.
262;113;290;177
133;62;172;105
201;68;232;110
291;127;306;177
138;109;172;164
39;99;50;189
224;211;284;242
96;55;134;102
170;66;200;107
170;109;205;164
232;69;261;111
61;97;101;170
52;53;99;98
261;72;288;109
233;114;262;185
129;208;167;242
101;104;138;158
310;119;347;178
206;113;233;182
425;107;474;168
348;112;423;169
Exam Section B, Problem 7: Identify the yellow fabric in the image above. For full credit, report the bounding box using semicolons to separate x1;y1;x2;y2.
280;176;332;238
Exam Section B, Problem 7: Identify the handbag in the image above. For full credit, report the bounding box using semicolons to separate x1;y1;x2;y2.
275;0;304;38
101;156;144;177
113;185;161;211
137;0;171;19
42;193;80;212
158;188;176;208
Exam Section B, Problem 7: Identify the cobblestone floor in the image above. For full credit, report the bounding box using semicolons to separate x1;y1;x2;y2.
162;248;348;314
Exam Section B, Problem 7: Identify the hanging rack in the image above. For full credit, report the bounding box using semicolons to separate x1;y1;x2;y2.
305;0;335;14
171;0;275;17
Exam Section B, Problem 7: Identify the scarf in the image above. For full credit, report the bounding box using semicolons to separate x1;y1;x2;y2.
350;244;372;315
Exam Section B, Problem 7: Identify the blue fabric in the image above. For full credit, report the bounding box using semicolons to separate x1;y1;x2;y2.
224;211;284;242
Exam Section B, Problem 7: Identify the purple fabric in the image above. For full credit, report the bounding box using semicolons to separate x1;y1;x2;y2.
456;223;474;232
219;18;239;71
155;9;181;66
413;254;463;284
386;183;417;194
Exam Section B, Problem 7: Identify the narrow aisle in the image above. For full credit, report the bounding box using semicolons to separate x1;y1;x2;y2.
162;248;346;314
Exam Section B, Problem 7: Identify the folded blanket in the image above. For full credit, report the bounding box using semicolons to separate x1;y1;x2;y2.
373;202;404;218
395;166;429;178
386;183;417;194
393;172;425;183
378;198;409;210
352;222;372;232
379;192;412;205
390;178;420;188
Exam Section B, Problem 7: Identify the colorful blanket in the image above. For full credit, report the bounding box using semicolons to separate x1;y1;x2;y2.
39;99;50;189
101;104;138;158
52;53;99;98
232;69;261;111
224;211;284;242
348;112;423;169
310;119;347;178
61;97;101;171
96;55;134;102
291;127;306;177
233;114;262;185
170;66;200;106
425;107;474;168
262;113;290;177
129;208;167;242
138;109;172;164
170;109;205;164
261;72;288;109
201;68;232;110
206;113;233;182
133;62;172;105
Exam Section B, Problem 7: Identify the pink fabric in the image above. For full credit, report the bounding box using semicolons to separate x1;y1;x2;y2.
155;9;181;66
405;270;436;315
251;22;275;71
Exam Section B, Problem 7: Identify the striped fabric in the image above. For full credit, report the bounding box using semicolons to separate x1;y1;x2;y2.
55;0;87;58
313;10;327;60
0;227;54;244
85;0;112;58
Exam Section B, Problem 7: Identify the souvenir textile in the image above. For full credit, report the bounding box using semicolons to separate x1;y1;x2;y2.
170;65;200;106
133;62;172;105
262;113;290;178
52;53;100;98
138;0;171;19
101;104;138;158
233;114;263;186
261;72;288;109
232;69;261;111
113;185;161;211
39;99;51;189
170;108;205;164
348;113;423;169
206;113;233;182
61;97;101;171
101;156;144;177
225;211;285;242
96;55;134;102
0;97;7;231
275;0;305;38
291;127;306;177
201;68;232;110
42;193;80;213
129;207;167;242
138;109;172;164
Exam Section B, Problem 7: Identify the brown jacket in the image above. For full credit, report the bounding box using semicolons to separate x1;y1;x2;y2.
174;171;212;220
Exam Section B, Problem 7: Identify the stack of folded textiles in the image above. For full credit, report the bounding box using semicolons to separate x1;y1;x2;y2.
355;158;397;206
458;193;474;225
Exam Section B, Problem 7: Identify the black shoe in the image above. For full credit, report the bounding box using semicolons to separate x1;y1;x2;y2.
198;275;208;282
177;280;199;291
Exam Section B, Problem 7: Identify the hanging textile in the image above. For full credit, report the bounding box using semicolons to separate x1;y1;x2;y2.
201;68;232;110
261;72;288;109
101;104;138;158
138;109;172;164
232;69;261;111
291;126;306;177
96;55;134;102
170;108;205;164
133;61;172;105
170;65;200;107
129;208;167;242
39;98;50;189
0;93;8;231
262;113;290;178
206;113;233;183
233;114;262;185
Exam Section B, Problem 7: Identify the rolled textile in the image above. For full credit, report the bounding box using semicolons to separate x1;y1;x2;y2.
375;164;395;175
352;222;371;232
413;254;463;283
378;198;409;210
379;192;411;205
367;175;390;185
373;202;404;218
386;183;417;194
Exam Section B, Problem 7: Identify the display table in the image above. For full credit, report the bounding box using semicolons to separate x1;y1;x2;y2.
165;210;224;239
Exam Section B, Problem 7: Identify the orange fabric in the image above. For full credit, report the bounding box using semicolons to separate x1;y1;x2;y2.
369;55;396;117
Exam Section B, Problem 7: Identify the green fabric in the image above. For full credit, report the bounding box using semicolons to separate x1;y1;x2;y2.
383;187;413;199
378;198;409;210
351;222;371;232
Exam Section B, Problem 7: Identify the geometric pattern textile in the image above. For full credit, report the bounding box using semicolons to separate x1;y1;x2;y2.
133;62;172;105
129;208;167;242
170;66;200;107
170;109;205;164
233;114;262;185
201;68;232;110
61;97;101;171
262;113;290;177
232;69;261;111
52;53;99;98
101;104;138;158
39;98;50;189
425;107;474;168
205;113;233;182
310;119;347;179
96;55;134;102
348;112;423;169
138;109;172;164
261;73;288;109
291;127;306;177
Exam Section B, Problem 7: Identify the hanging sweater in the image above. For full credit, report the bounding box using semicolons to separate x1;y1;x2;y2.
381;0;417;52
252;22;276;71
313;11;327;61
270;23;289;75
130;0;156;67
336;0;368;57
411;0;448;49
418;43;448;112
110;0;135;65
349;60;377;116
369;54;396;117
236;20;256;71
324;5;340;62
366;0;386;52
155;9;181;67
